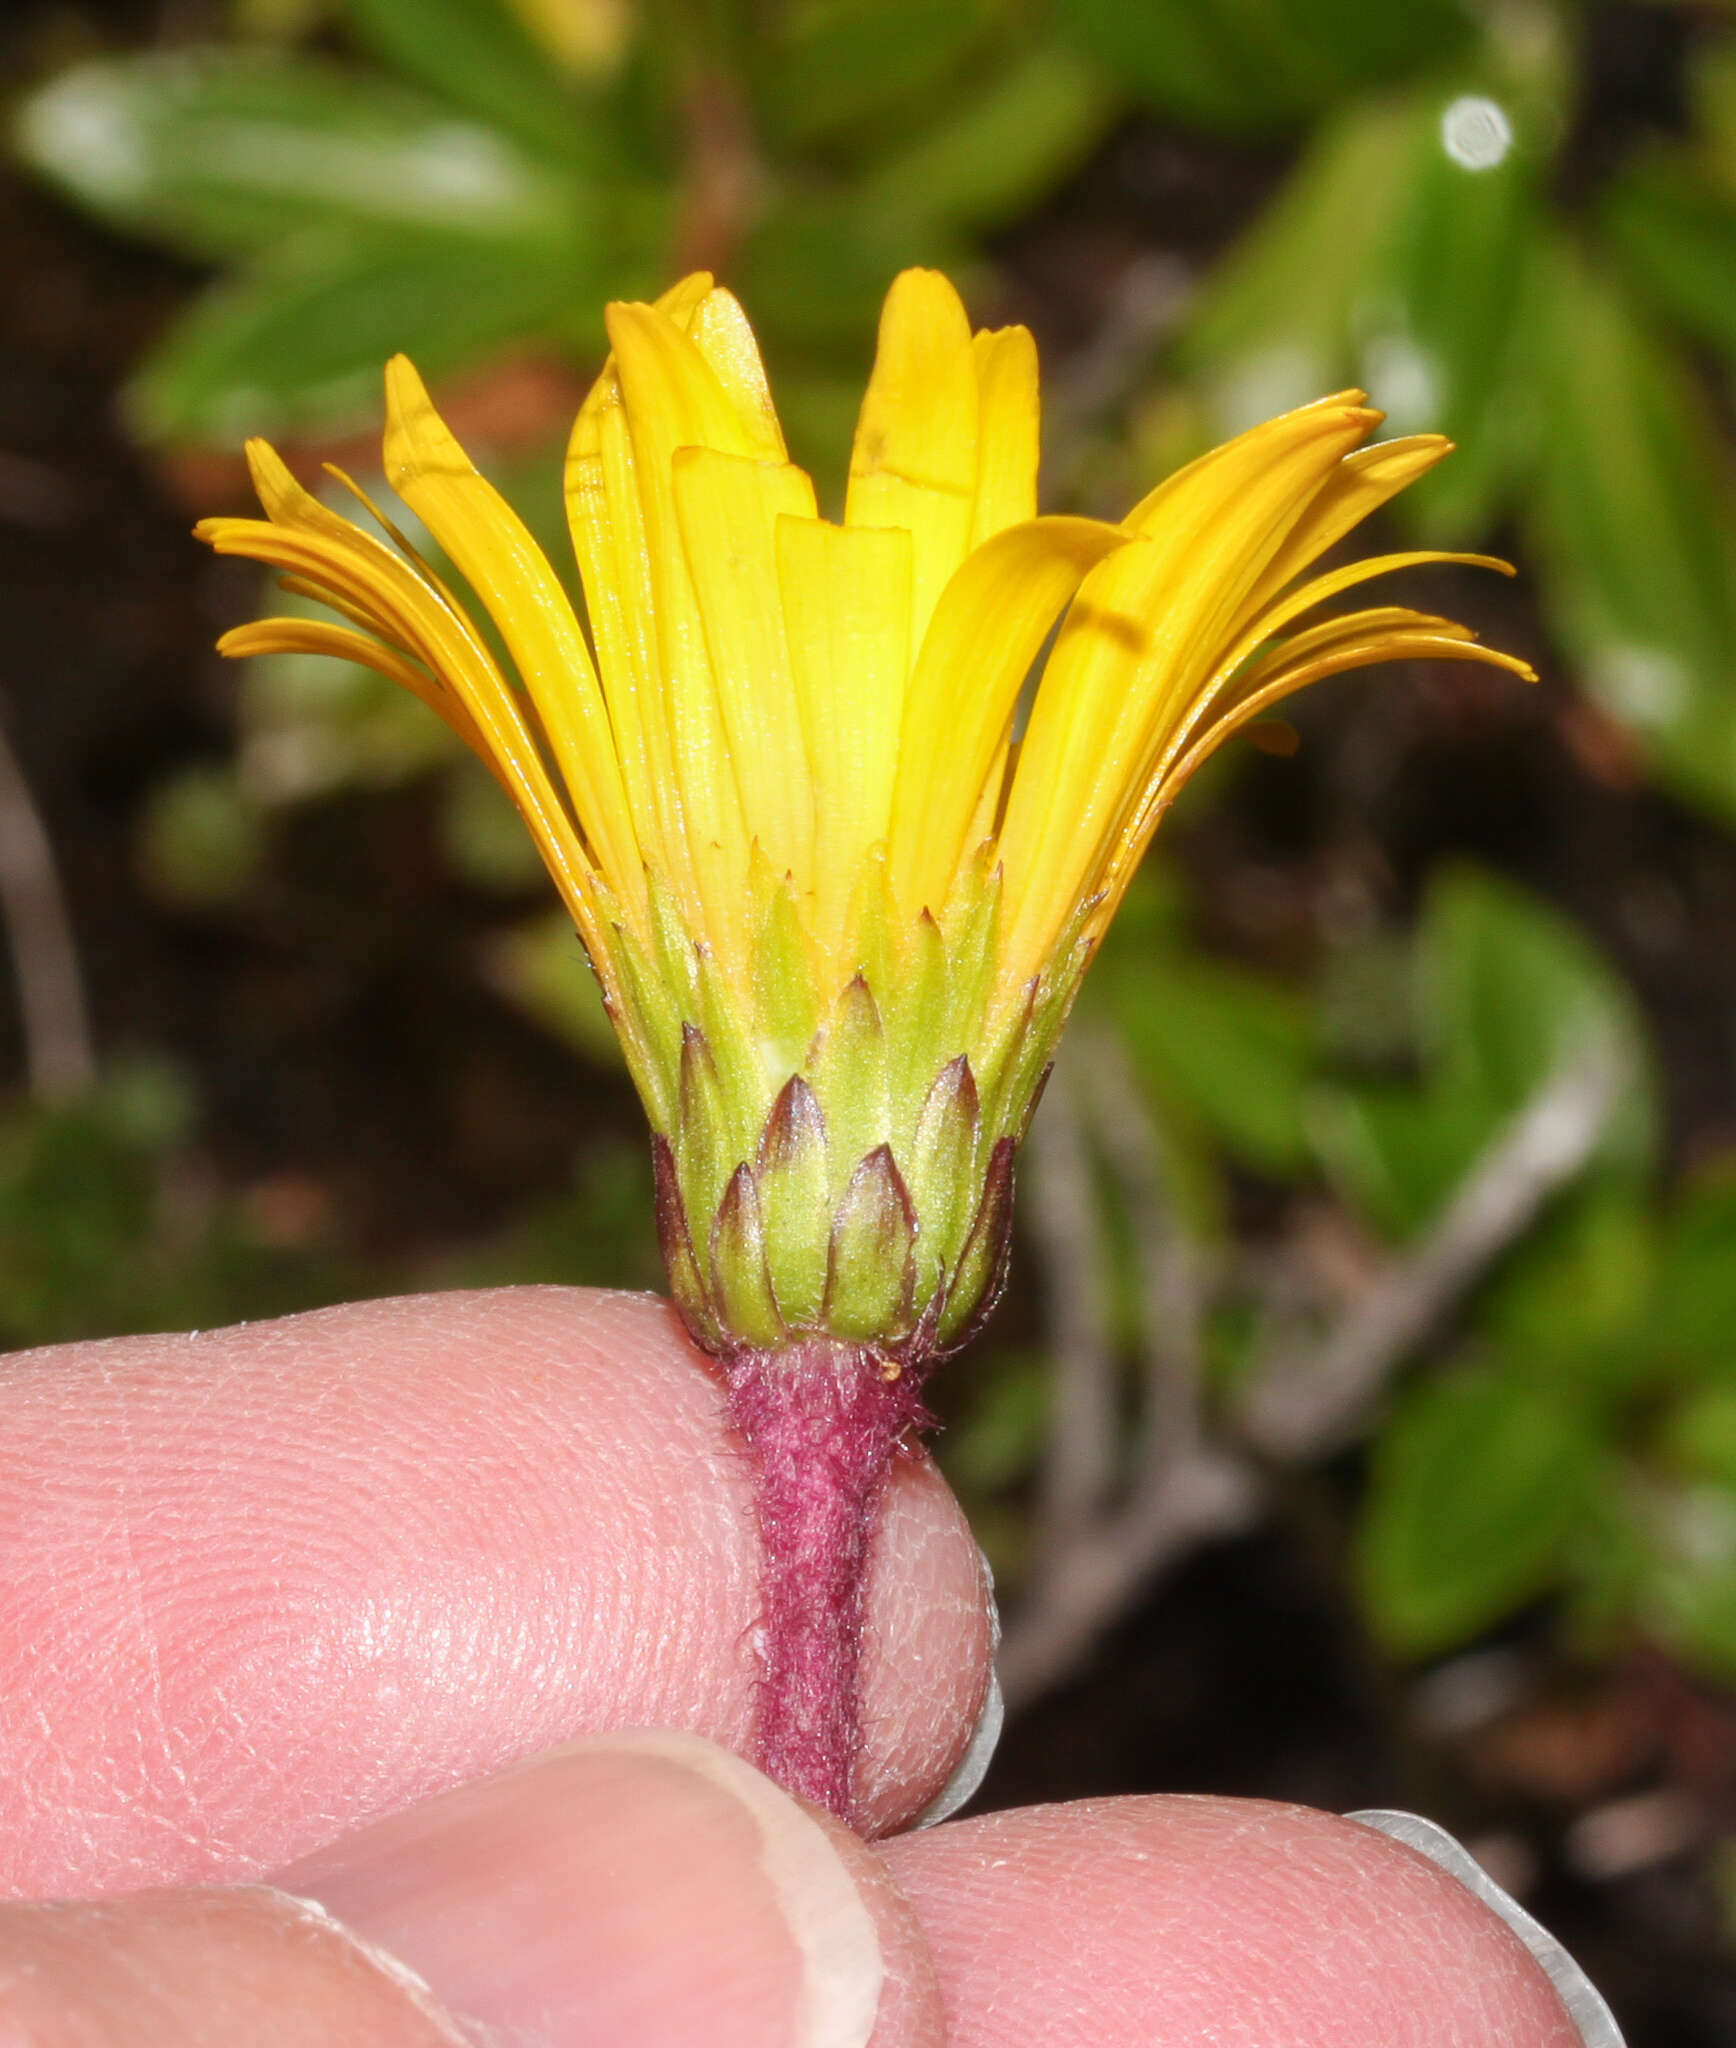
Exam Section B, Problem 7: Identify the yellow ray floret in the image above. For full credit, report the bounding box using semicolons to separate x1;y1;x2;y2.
197;267;1534;1039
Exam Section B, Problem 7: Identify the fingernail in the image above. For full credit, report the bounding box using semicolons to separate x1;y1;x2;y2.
1348;1809;1626;2047
914;1546;1003;1829
275;1732;884;2048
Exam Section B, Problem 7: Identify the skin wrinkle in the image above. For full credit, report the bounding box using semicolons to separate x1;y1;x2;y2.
0;1287;989;1895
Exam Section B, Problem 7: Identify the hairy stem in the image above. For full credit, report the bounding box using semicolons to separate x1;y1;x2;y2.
724;1338;928;1826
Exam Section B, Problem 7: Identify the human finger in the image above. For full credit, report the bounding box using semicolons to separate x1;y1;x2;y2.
1;1287;993;1898
878;1794;1588;2047
0;1732;941;2048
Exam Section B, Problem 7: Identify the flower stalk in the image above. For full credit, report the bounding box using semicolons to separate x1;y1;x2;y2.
196;267;1533;1825
724;1338;931;1821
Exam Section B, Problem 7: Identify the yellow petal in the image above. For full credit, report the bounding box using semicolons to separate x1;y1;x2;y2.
775;515;913;973
673;445;819;883
968;325;1040;547
689;287;788;463
887;514;1129;921
1157;550;1515;783
996;399;1376;983
216;615;495;765
382;356;643;913
556;272;723;907
564;389;672;876
1156;628;1536;832
1239;435;1451;619
1100;622;1538;909
602;302;761;964
845;268;979;649
204;459;603;943
606;299;766;463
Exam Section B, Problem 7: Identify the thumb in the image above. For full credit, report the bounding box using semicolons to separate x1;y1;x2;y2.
0;1735;938;2047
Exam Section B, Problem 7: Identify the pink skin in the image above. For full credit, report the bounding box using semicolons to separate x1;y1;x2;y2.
0;1286;1588;2045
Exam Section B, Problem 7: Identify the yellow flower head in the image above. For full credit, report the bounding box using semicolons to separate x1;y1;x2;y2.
198;268;1532;1362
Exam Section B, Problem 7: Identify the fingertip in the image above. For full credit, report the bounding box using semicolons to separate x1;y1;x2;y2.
1;1287;992;1889
879;1795;1587;2047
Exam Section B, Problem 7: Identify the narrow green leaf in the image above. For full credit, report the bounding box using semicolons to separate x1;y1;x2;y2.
1645;1162;1736;1375
1054;0;1471;133
128;230;586;443
14;50;577;258
1312;865;1655;1238
1176;97;1428;427
761;0;1009;148
1602;151;1736;364
1477;1183;1655;1392
1526;235;1736;824
1355;86;1539;543
856;42;1112;238
340;0;620;165
1359;1368;1602;1657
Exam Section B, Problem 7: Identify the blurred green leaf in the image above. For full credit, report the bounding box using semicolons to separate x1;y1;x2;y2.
1176;97;1426;427
1089;870;1314;1178
1419;868;1645;1143
762;0;1010;148
1526;236;1736;825
855;42;1112;238
450;1140;662;1290
1358;87;1538;543
440;762;549;892
1691;32;1736;205
1602;152;1736;364
1313;866;1655;1237
13;50;577;260
1477;1183;1656;1393
1101;954;1315;1177
482;907;623;1065
138;762;267;908
1359;1367;1602;1656
1635;1478;1736;1686
128;230;587;443
738;193;909;347
1054;0;1471;134
340;0;621;164
940;1348;1050;1494
1644;1163;1736;1375
1655;1386;1736;1488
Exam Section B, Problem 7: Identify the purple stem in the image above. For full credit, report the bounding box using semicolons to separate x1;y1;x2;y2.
724;1337;929;1826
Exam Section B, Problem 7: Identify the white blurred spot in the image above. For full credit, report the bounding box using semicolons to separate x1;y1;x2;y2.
17;70;147;198
1413;1647;1532;1738
1566;1790;1702;1881
1441;95;1514;172
1590;645;1687;728
1213;344;1326;434
1361;334;1441;433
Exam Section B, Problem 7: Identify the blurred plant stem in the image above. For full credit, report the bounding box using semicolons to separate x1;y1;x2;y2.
1001;1028;1620;1710
0;712;93;1102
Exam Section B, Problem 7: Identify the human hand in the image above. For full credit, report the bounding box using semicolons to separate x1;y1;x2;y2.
2;1287;1591;2043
